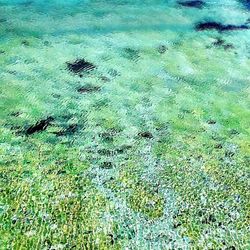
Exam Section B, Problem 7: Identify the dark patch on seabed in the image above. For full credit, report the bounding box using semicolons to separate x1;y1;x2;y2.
77;85;101;94
195;21;249;31
100;161;113;169
66;59;96;75
211;38;235;50
157;45;168;54
138;131;154;139
177;0;205;9
55;124;78;136
122;48;140;61
241;0;250;10
26;117;54;135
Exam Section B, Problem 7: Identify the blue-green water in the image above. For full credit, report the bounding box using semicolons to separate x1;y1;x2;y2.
0;1;250;249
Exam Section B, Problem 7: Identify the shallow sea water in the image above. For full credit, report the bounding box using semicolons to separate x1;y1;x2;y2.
0;0;250;249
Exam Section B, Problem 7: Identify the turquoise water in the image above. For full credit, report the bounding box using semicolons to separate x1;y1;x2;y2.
0;0;250;249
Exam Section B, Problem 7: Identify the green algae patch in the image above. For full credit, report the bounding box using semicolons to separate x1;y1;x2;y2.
105;161;165;220
161;137;250;249
0;149;120;249
128;186;164;219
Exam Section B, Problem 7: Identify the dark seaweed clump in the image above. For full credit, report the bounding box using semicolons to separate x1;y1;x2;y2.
66;59;96;74
26;117;54;135
177;0;205;9
212;38;235;50
195;21;249;32
212;38;225;46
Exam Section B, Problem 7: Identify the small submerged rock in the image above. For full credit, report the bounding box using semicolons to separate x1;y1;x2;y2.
212;38;225;46
202;214;216;224
138;131;154;139
177;0;205;9
195;21;249;32
108;69;120;77
100;132;114;143
77;85;101;94
43;41;51;46
99;129;121;142
10;111;22;117
57;170;67;175
207;119;216;125
157;45;168;54
229;129;240;136
115;145;133;154
21;40;30;46
225;150;235;158
66;59;96;74
223;44;235;50
26;116;54;135
52;93;61;99
100;161;113;169
214;143;223;149
99;75;111;82
97;149;112;156
122;48;140;61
